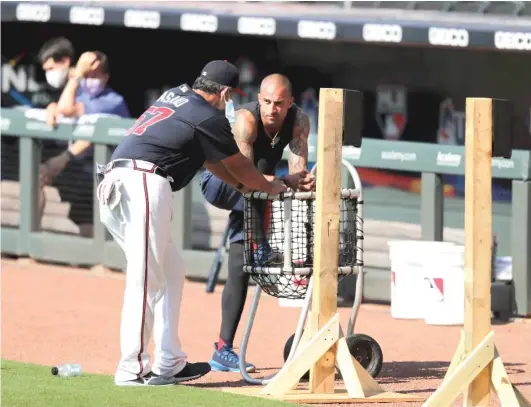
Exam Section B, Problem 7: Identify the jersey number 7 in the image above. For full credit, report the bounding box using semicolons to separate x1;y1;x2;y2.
125;106;175;136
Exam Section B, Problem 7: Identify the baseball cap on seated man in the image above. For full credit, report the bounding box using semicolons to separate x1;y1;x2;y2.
201;60;245;96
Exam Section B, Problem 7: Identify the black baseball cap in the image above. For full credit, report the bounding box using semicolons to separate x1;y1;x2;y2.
200;60;245;96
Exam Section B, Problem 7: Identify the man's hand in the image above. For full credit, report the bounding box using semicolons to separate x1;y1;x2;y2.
39;151;71;186
284;170;315;192
46;102;59;127
268;179;288;195
74;52;100;78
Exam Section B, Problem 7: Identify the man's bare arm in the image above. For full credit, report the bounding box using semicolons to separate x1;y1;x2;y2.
203;161;244;190
56;77;84;117
233;109;257;162
232;110;275;182
288;108;310;174
222;152;286;194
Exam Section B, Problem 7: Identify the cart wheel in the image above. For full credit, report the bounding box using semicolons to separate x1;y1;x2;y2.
284;332;383;379
283;332;309;380
345;333;383;378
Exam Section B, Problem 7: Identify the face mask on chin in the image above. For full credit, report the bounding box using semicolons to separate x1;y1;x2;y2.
45;68;68;89
80;78;105;97
224;93;236;128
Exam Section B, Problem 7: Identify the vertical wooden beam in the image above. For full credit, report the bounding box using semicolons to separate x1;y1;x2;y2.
463;98;493;406
309;88;344;393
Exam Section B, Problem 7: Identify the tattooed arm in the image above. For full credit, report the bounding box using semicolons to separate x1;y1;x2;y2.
288;108;310;174
233;109;257;163
232;109;275;181
204;111;260;192
283;108;315;191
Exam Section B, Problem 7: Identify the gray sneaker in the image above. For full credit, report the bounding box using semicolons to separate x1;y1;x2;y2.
115;372;177;387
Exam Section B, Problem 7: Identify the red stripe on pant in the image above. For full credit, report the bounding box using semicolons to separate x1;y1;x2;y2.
137;173;150;377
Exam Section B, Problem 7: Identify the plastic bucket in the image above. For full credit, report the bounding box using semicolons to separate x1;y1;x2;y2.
423;244;465;326
388;240;456;320
494;256;512;281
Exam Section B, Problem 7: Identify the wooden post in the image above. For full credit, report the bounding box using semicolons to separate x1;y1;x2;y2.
308;88;344;393
422;98;530;407
223;88;422;405
463;98;493;405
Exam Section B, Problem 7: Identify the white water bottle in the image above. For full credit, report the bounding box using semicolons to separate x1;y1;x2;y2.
51;364;82;377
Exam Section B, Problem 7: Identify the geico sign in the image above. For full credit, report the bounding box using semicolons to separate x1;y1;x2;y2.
180;13;218;32
429;27;469;47
238;17;276;36
124;10;161;29
69;6;105;25
495;31;531;51
297;20;336;40
16;3;51;22
362;24;402;43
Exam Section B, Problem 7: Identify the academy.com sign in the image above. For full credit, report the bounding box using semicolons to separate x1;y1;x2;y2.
437;151;462;167
380;150;417;162
492;158;515;170
436;151;515;170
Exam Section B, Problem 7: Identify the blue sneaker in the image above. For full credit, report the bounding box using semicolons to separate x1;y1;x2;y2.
209;343;256;373
253;244;283;266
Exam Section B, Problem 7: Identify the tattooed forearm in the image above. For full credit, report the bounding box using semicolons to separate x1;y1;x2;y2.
233;110;257;162
288;109;310;174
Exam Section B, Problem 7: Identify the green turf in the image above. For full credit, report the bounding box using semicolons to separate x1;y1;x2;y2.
1;359;291;407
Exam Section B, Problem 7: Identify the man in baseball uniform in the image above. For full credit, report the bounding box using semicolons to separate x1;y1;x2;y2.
97;61;288;386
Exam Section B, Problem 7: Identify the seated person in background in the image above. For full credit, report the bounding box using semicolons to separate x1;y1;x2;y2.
39;51;130;236
38;37;76;116
36;37;76;221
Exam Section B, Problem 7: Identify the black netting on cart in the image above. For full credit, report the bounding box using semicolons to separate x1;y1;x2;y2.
243;190;363;300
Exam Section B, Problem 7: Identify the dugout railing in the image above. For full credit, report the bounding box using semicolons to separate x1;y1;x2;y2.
1;106;530;317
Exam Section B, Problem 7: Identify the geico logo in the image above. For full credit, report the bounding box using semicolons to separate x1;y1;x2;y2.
124;10;161;29
362;24;402;43
495;31;531;51
429;27;469;47
16;3;51;22
69;7;105;25
180;13;218;32
237;17;276;36
297;20;336;40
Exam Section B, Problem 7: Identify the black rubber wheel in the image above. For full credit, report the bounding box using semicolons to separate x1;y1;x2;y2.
283;332;310;380
345;333;383;378
283;332;383;379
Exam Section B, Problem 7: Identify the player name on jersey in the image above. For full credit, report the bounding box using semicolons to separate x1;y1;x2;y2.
157;90;190;109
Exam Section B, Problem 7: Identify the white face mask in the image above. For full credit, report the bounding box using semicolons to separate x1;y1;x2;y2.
225;94;236;128
45;68;68;89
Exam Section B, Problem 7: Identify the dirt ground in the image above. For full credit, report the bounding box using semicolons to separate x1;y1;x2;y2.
2;258;530;407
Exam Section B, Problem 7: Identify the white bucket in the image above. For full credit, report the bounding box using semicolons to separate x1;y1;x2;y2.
388;240;456;320
279;297;305;308
423;244;465;326
494;256;512;281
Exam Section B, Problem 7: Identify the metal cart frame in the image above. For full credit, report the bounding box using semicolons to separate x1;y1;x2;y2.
238;159;365;385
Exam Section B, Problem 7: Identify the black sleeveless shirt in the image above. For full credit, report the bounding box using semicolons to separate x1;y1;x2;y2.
236;101;298;175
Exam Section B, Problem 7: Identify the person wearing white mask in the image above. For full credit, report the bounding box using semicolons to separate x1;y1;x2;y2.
38;37;75;90
39;50;130;237
37;37;76;127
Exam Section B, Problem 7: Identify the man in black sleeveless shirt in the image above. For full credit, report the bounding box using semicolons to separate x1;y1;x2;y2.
200;74;315;373
97;61;287;387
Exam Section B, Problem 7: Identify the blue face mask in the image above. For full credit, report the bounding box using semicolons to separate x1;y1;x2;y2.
225;96;236;128
80;77;104;98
